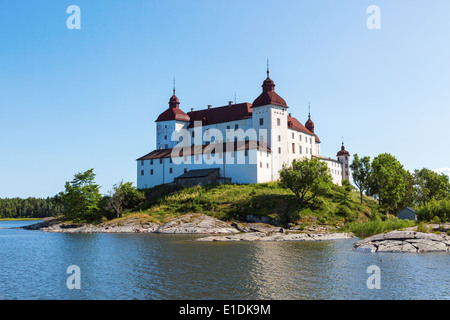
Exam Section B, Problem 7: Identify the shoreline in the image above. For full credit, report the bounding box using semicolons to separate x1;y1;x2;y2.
19;214;354;242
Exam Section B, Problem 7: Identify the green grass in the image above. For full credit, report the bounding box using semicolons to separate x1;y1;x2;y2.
135;182;378;226
340;218;416;237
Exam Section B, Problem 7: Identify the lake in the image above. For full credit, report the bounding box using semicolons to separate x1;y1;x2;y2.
0;220;448;300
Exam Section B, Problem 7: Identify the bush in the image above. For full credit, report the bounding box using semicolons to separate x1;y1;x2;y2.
342;218;415;237
416;198;450;222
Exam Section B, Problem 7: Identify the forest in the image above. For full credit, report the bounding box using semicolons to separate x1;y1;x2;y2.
0;197;64;219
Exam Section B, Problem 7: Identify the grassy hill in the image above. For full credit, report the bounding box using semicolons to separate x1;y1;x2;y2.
128;182;380;229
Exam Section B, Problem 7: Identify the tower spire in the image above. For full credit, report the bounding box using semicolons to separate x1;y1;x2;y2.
173;78;176;95
266;59;270;78
308;102;311;118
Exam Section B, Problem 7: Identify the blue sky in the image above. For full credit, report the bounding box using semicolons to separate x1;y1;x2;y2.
1;0;449;198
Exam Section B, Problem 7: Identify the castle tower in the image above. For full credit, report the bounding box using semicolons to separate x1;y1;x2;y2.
155;86;190;149
337;142;351;181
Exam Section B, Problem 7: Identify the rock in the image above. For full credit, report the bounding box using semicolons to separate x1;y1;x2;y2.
196;231;353;242
245;215;261;223
155;214;239;234
354;231;450;253
260;216;271;224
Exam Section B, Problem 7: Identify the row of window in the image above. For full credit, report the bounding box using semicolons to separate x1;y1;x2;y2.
141;167;189;176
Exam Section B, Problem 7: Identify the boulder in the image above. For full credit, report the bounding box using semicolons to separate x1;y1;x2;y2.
354;231;450;253
155;214;239;234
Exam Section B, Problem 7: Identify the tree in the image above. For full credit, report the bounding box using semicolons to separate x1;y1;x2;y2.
279;158;332;207
59;169;102;221
414;168;450;206
367;153;406;214
349;153;371;204
103;181;145;219
398;170;416;209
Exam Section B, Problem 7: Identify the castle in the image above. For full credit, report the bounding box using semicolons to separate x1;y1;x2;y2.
137;69;350;189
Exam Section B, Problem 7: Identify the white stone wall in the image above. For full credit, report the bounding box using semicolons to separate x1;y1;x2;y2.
141;103;346;189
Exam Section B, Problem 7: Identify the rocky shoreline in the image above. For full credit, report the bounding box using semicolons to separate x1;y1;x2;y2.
21;213;352;242
354;230;450;253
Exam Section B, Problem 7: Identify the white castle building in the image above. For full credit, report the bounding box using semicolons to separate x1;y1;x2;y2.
137;70;350;189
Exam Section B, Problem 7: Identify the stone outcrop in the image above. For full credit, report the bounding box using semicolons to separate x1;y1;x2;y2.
22;214;238;235
154;214;239;234
23;218;159;234
196;231;353;242
354;231;450;253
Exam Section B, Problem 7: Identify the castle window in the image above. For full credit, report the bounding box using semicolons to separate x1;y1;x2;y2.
299;135;302;141
184;168;187;173
169;168;173;174
278;135;281;142
141;170;144;176
235;124;239;130
300;146;302;154
266;163;269;169
141;160;144;166
277;118;281;126
151;169;154;175
306;147;308;154
260;162;262;168
169;158;172;164
150;160;153;165
259;118;264;126
292;133;294;139
278;147;281;154
159;159;163;164
292;143;295;154
226;125;230;131
164;135;167;140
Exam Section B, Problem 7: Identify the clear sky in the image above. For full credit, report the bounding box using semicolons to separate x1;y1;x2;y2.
1;0;449;198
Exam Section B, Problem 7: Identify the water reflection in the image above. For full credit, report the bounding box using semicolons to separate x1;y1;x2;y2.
0;222;448;300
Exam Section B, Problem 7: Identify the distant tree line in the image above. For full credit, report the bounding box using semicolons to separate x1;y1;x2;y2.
0;197;64;219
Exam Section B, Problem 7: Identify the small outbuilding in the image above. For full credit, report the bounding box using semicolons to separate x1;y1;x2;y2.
174;168;230;187
397;207;417;221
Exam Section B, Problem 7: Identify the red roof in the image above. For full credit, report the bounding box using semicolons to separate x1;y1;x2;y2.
137;140;271;160
156;94;190;122
287;115;321;143
337;144;350;156
187;103;252;128
156;107;190;122
252;77;287;108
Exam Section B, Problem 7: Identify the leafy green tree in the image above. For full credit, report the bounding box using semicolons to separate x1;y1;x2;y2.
279;158;332;207
416;198;450;222
414;168;450;206
368;153;406;214
59;169;102;221
349;153;371;204
398;170;416;209
103;181;145;219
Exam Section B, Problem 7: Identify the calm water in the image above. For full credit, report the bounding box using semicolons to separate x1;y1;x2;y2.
0;220;448;300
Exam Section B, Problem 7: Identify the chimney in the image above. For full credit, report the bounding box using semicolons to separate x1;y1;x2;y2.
208;105;212;109
228;101;233;106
